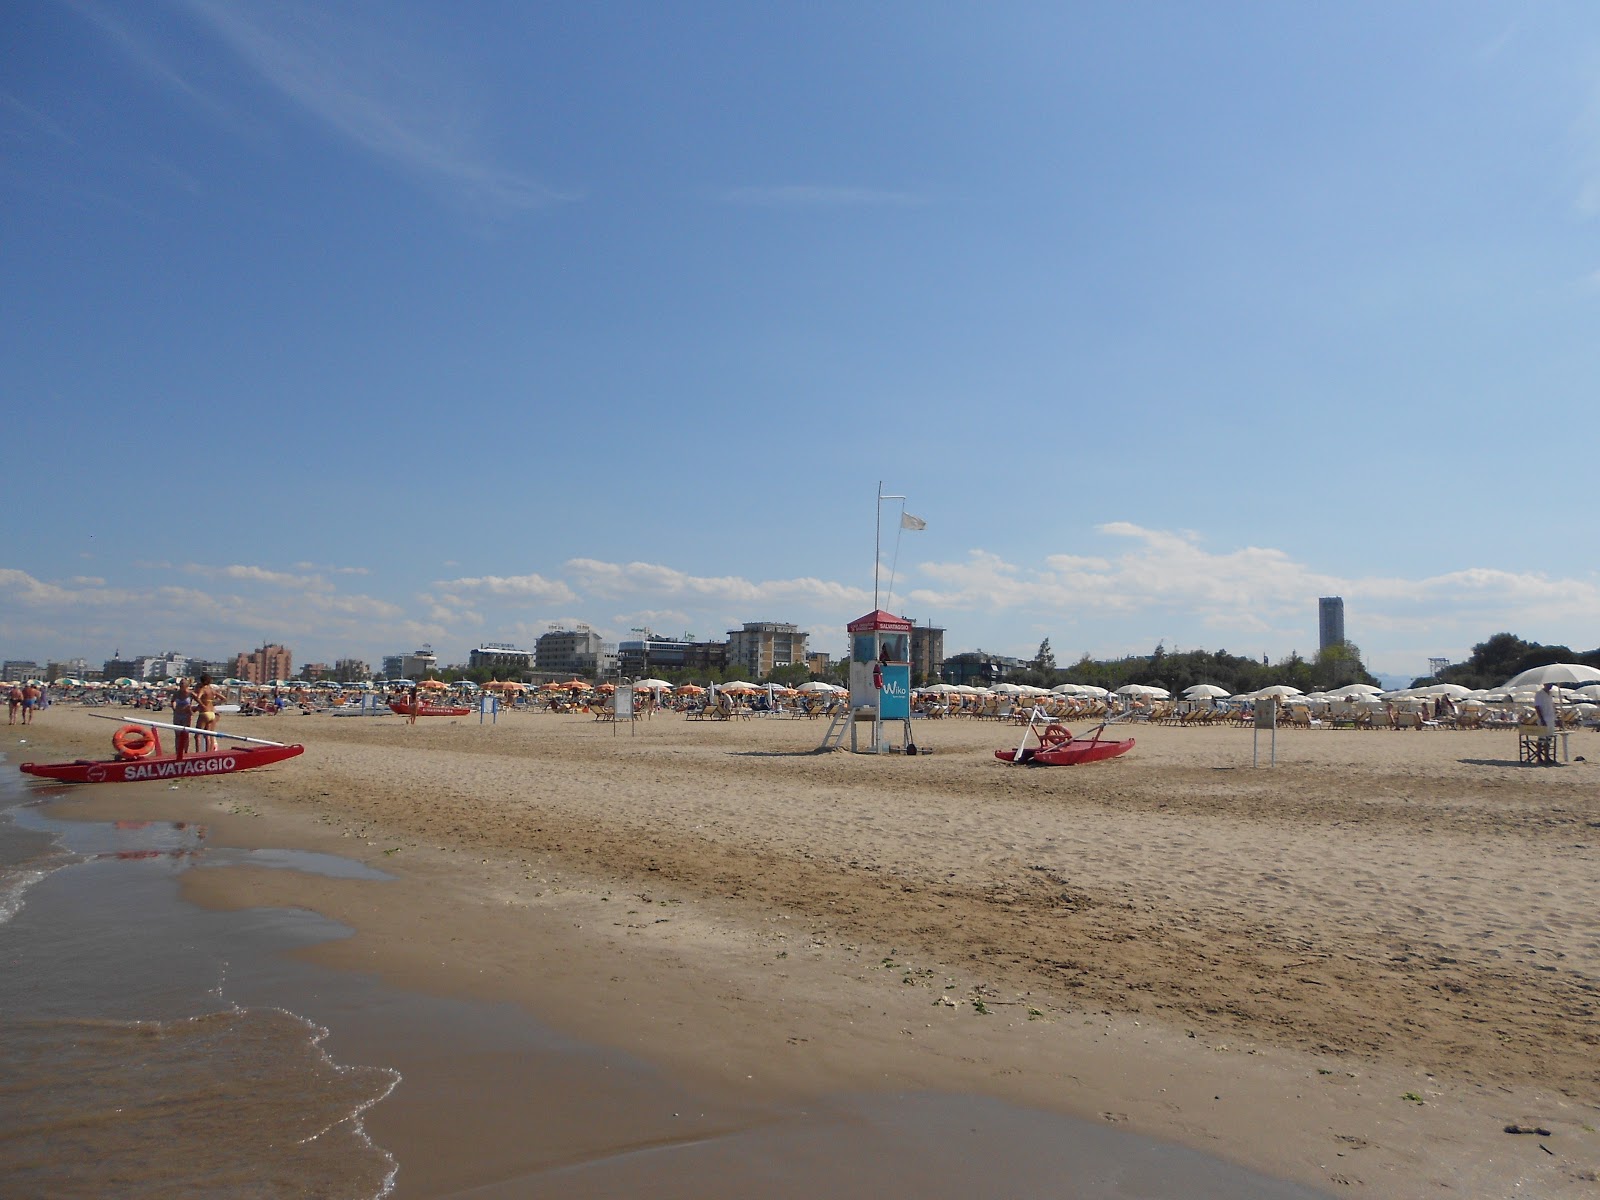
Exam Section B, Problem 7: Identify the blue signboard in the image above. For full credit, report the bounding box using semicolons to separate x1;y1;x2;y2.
878;663;911;720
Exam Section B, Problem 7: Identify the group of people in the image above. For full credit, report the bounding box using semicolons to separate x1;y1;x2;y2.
7;682;42;725
169;674;224;755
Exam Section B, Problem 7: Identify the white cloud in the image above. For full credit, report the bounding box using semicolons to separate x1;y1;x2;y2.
434;573;577;606
567;559;870;608
184;562;334;591
902;524;1600;668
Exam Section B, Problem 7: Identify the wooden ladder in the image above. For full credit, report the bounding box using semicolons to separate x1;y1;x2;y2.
820;707;850;751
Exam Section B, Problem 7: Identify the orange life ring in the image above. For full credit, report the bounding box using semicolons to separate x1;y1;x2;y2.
113;724;159;759
1040;723;1071;748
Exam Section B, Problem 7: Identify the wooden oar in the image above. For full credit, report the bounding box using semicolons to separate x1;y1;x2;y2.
87;711;291;748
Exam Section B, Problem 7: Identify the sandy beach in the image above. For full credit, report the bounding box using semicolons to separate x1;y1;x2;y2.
13;706;1600;1197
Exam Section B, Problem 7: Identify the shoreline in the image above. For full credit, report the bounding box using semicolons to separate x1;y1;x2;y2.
11;709;1599;1196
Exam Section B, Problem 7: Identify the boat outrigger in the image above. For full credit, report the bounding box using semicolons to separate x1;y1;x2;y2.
996;711;1134;767
19;714;304;784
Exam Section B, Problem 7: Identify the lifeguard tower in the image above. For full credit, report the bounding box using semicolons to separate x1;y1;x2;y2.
823;609;915;753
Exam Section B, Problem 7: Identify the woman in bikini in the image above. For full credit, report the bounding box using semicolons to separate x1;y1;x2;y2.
194;674;222;752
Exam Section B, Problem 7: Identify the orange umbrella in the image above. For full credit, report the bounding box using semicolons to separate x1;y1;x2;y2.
560;680;590;690
676;684;705;695
597;683;616;693
418;679;448;690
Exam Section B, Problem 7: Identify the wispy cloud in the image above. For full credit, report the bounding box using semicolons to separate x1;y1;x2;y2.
433;572;577;606
183;562;334;592
567;559;871;608
179;0;572;215
66;0;232;120
720;184;929;209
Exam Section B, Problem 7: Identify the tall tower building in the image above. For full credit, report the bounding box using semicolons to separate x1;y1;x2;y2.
1318;597;1346;653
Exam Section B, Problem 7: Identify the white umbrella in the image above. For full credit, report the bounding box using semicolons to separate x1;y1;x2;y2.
1502;663;1600;689
1252;685;1304;698
797;680;840;693
1573;684;1600;701
1331;683;1381;696
1183;684;1230;699
632;678;674;690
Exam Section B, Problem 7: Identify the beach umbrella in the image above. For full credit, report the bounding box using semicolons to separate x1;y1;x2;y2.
675;684;706;695
597;683;616;693
633;678;674;690
1182;684;1230;699
1252;685;1304;698
797;681;839;693
1502;663;1600;689
418;679;448;690
720;680;757;692
559;679;591;690
1573;684;1600;701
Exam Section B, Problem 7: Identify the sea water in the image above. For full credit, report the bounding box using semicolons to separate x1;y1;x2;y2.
0;765;400;1199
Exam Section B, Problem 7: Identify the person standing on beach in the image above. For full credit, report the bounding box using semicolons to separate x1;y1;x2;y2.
1533;682;1558;732
408;687;422;725
194;674;223;752
6;683;20;725
171;679;196;757
21;682;40;725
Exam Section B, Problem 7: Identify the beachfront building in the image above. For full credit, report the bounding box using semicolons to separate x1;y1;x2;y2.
47;657;97;682
234;644;293;684
468;643;536;676
381;647;437;681
681;640;728;676
535;627;610;677
725;622;808;681
334;658;371;683
909;624;946;685
616;635;693;677
806;651;832;677
940;651;1023;687
3;660;41;681
1319;597;1346;653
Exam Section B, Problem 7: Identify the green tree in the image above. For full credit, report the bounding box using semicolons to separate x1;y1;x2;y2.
1033;638;1056;675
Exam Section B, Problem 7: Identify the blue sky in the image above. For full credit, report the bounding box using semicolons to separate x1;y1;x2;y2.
4;1;1598;678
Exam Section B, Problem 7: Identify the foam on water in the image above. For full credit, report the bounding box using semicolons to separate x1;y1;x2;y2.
0;759;402;1199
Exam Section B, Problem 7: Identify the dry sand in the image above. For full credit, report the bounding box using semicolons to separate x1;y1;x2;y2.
17;707;1600;1196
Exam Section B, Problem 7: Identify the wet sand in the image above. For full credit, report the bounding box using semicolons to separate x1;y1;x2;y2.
13;708;1600;1196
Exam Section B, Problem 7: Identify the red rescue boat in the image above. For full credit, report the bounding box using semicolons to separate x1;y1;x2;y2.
995;720;1134;766
19;716;304;784
389;702;472;717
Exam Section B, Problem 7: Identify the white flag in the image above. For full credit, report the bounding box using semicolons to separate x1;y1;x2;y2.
900;512;926;531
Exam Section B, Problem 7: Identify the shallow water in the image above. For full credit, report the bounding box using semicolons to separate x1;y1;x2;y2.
0;767;399;1199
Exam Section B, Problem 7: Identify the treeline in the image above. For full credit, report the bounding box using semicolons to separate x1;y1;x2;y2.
1004;640;1377;696
1423;633;1600;690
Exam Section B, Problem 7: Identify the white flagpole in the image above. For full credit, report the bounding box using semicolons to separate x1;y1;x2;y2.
875;482;906;611
874;480;882;610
